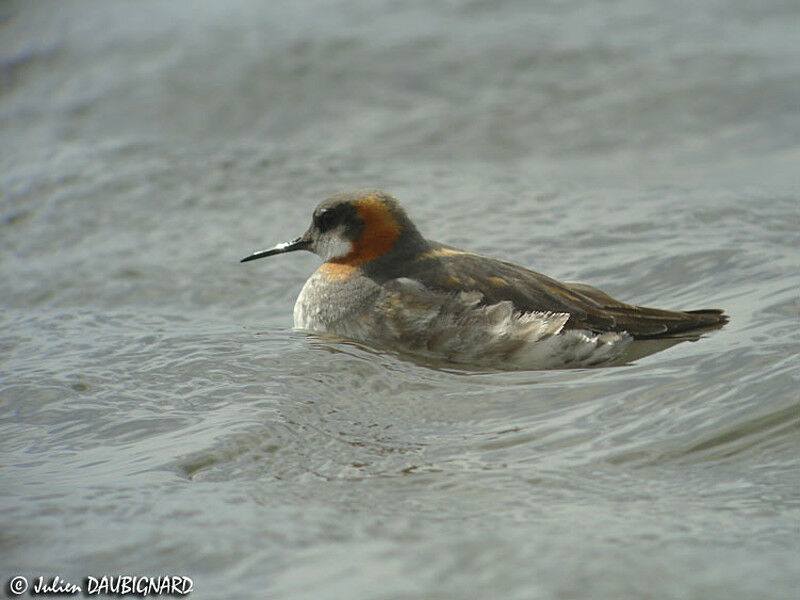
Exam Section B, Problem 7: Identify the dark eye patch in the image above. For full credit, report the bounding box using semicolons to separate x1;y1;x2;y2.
316;208;338;232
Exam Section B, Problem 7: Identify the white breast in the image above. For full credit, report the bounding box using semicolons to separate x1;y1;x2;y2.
293;273;632;369
292;268;382;336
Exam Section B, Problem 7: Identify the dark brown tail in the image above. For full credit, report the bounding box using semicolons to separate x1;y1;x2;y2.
641;307;728;339
604;306;729;339
563;282;729;339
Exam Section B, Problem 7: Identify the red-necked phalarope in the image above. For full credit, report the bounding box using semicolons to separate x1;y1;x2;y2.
241;189;727;368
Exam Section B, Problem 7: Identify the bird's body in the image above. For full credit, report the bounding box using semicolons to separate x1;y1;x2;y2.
242;190;727;368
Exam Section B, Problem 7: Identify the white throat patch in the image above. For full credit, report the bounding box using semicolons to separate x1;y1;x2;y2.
314;230;354;262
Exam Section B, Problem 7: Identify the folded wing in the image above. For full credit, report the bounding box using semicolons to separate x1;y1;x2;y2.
408;245;728;339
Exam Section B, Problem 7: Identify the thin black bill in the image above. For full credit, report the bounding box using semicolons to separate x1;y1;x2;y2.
240;237;310;262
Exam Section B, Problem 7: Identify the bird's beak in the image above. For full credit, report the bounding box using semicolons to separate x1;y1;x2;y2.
240;236;311;263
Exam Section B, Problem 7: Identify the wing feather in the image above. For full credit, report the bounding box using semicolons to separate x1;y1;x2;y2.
405;245;727;338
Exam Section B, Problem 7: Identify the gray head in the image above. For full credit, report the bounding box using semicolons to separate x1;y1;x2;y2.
241;189;425;265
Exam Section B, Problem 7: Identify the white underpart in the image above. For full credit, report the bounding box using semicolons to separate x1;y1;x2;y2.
371;282;633;369
294;274;633;370
313;228;353;262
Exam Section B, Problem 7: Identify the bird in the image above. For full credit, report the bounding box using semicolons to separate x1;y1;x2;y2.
241;189;727;369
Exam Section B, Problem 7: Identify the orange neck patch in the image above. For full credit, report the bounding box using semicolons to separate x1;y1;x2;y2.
331;195;401;266
318;262;357;281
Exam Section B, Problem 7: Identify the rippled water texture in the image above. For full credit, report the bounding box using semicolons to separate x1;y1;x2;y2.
2;1;799;599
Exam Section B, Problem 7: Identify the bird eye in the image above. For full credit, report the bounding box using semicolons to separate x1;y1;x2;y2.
317;209;337;232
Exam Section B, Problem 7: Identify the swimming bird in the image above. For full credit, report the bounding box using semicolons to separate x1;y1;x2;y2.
241;190;727;368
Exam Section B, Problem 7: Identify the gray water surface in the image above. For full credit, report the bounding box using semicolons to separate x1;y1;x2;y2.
2;1;799;599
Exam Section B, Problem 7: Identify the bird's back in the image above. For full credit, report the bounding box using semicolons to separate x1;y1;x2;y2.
374;241;728;339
